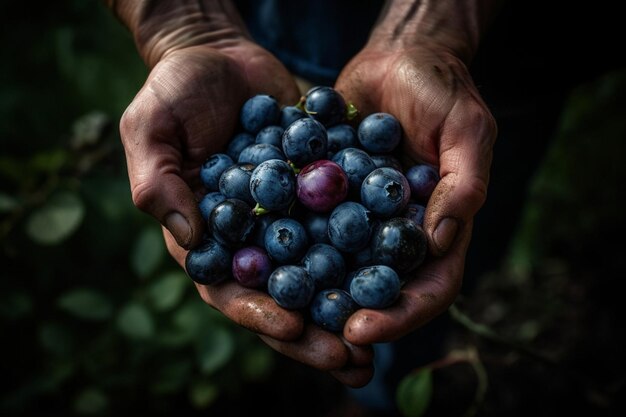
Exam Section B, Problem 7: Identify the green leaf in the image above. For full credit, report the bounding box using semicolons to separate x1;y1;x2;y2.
26;191;85;245
147;271;188;311
130;226;165;278
57;288;112;321
195;326;234;375
150;360;193;394
0;291;33;319
0;191;19;213
396;368;433;417
29;149;68;173
116;302;155;339
38;322;74;356
240;345;275;381
73;387;109;415
189;379;219;409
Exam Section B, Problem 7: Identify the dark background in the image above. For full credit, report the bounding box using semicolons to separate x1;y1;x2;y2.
1;1;625;416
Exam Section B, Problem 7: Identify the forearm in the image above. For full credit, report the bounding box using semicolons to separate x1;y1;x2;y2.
370;0;504;63
104;0;249;67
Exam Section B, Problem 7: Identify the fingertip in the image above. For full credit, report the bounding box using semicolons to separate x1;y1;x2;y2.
430;216;459;256
330;365;375;388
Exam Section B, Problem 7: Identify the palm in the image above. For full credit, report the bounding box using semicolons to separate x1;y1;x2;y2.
335;45;497;344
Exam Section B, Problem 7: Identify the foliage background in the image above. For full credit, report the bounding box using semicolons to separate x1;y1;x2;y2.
1;1;625;417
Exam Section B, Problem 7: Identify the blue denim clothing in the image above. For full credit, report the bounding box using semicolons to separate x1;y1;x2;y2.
234;0;383;85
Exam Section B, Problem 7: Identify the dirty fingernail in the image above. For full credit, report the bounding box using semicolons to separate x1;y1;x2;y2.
164;212;192;249
433;217;459;254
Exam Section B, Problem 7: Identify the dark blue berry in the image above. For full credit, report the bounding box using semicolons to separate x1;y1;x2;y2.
309;289;358;332
358;112;402;153
198;191;226;221
200;153;234;192
249;159;296;212
264;217;309;264
349;265;401;309
240;94;281;134
405;163;440;203
361;167;411;218
327;201;373;253
282;117;328;168
370;217;427;274
267;265;315;310
185;239;232;285
218;163;256;205
304;86;347;127
301;243;346;290
237;143;286;165
209;198;256;248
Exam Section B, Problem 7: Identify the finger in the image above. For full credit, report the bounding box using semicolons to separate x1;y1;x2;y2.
330;365;375;388
164;228;304;341
423;98;497;256
120;95;206;250
258;324;351;371
344;222;472;345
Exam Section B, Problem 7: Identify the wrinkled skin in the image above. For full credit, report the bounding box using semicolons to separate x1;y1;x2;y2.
119;22;496;386
335;43;497;345
120;39;375;387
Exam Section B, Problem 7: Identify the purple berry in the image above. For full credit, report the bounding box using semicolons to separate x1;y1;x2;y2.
296;160;348;213
232;246;273;289
405;163;440;203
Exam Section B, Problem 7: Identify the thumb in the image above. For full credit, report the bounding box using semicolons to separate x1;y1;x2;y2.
424;101;497;256
120;100;206;250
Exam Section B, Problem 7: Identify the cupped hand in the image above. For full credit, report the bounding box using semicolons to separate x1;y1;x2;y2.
120;40;373;387
334;44;498;345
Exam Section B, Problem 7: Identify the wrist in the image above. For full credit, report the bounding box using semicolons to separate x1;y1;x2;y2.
107;0;249;68
368;0;502;64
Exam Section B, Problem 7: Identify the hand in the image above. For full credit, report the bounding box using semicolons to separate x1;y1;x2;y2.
118;32;374;386
334;42;497;345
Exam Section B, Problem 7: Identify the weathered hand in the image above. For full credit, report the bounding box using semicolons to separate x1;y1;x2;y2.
335;43;497;345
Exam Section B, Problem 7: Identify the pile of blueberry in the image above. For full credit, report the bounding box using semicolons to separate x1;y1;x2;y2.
185;86;440;333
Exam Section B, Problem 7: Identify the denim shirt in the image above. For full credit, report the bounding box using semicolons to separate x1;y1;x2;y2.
234;0;384;85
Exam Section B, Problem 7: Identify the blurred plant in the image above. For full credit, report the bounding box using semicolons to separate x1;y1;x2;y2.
0;110;277;416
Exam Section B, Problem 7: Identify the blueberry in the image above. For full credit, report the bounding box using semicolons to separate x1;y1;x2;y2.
209;198;256;248
370;217;428;274
296;159;348;213
185;238;232;285
309;289;358;332
218;163;256;205
361;167;411;218
198;191;226;221
357;112;402;154
238;143;286;165
226;132;255;161
403;202;426;226
200;153;234;192
249;159;296;212
370;154;404;171
240;94;281;134
232;245;273;289
327;201;373;253
267;265;315;310
255;125;285;149
248;212;282;248
282;117;328;168
349;265;401;309
326;124;358;158
301;243;346;290
264;217;309;264
301;210;331;244
280;105;307;129
405;163;440;203
331;147;377;197
304;86;347;127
